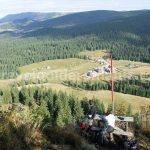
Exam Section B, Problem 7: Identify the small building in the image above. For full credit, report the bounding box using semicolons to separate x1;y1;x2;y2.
103;65;116;74
104;65;111;73
87;70;97;77
97;58;106;64
127;63;139;68
94;67;100;73
94;67;104;74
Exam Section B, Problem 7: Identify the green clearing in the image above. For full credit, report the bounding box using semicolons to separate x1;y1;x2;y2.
18;58;99;82
0;52;149;112
80;50;150;81
17;52;150;84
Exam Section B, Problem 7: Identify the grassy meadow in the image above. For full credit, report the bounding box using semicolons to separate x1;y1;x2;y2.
0;50;149;113
24;82;150;113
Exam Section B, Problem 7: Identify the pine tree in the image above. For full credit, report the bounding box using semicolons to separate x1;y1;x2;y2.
73;99;84;119
56;94;73;127
11;86;19;103
56;103;65;127
32;100;50;127
81;97;89;115
46;89;54;114
63;95;73;125
2;89;12;104
19;87;31;105
126;104;132;116
100;102;105;115
107;104;112;114
115;102;126;116
68;95;75;115
95;99;105;114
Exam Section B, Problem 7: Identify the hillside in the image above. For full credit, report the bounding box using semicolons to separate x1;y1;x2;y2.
1;10;150;37
23;10;121;30
0;22;16;32
0;12;66;23
0;56;149;112
0;10;150;80
0;12;67;34
0;10;149;78
23;11;150;39
12;10;150;31
0;9;150;150
24;82;150;113
17;57;150;113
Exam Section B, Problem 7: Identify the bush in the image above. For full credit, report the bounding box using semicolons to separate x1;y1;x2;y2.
43;125;92;150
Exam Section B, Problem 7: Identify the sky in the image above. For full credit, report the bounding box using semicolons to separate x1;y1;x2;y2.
0;0;150;18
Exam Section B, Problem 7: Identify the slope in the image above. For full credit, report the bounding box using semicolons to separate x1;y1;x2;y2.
23;10;149;31
0;12;66;23
1;57;149;112
24;10;150;37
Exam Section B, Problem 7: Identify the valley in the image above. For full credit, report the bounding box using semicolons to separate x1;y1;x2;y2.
0;50;149;113
0;8;150;150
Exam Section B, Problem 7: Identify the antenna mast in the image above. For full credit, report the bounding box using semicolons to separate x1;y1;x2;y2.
110;52;114;114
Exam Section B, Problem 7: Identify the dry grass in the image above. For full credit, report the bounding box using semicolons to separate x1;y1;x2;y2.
0;55;149;113
113;60;150;75
0;79;14;89
1;54;149;86
80;50;150;79
19;58;92;73
17;58;98;82
18;54;150;83
0;104;46;150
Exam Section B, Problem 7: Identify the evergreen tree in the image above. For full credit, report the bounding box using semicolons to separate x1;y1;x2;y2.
56;93;73;127
46;89;54;114
81;97;89;115
11;86;19;103
126;104;132;116
73;99;84;119
56;103;65;127
19;87;31;105
115;102;126;116
107;104;112;114
95;99;105;114
2;89;12;104
32;100;50;127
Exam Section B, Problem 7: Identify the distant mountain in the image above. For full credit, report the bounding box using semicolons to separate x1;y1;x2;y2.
23;10;149;30
0;10;150;37
0;10;150;80
23;10;150;38
0;10;149;34
0;12;67;32
0;22;16;32
0;12;66;23
23;10;119;30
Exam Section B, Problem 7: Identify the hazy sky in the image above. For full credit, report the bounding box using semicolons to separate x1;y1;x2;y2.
0;0;150;18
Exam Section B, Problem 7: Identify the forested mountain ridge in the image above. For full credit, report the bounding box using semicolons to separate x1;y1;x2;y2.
1;10;150;38
19;10;150;31
0;12;66;23
0;12;67;33
22;10;121;30
0;9;150;150
0;10;150;79
23;10;150;37
1;10;149;33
